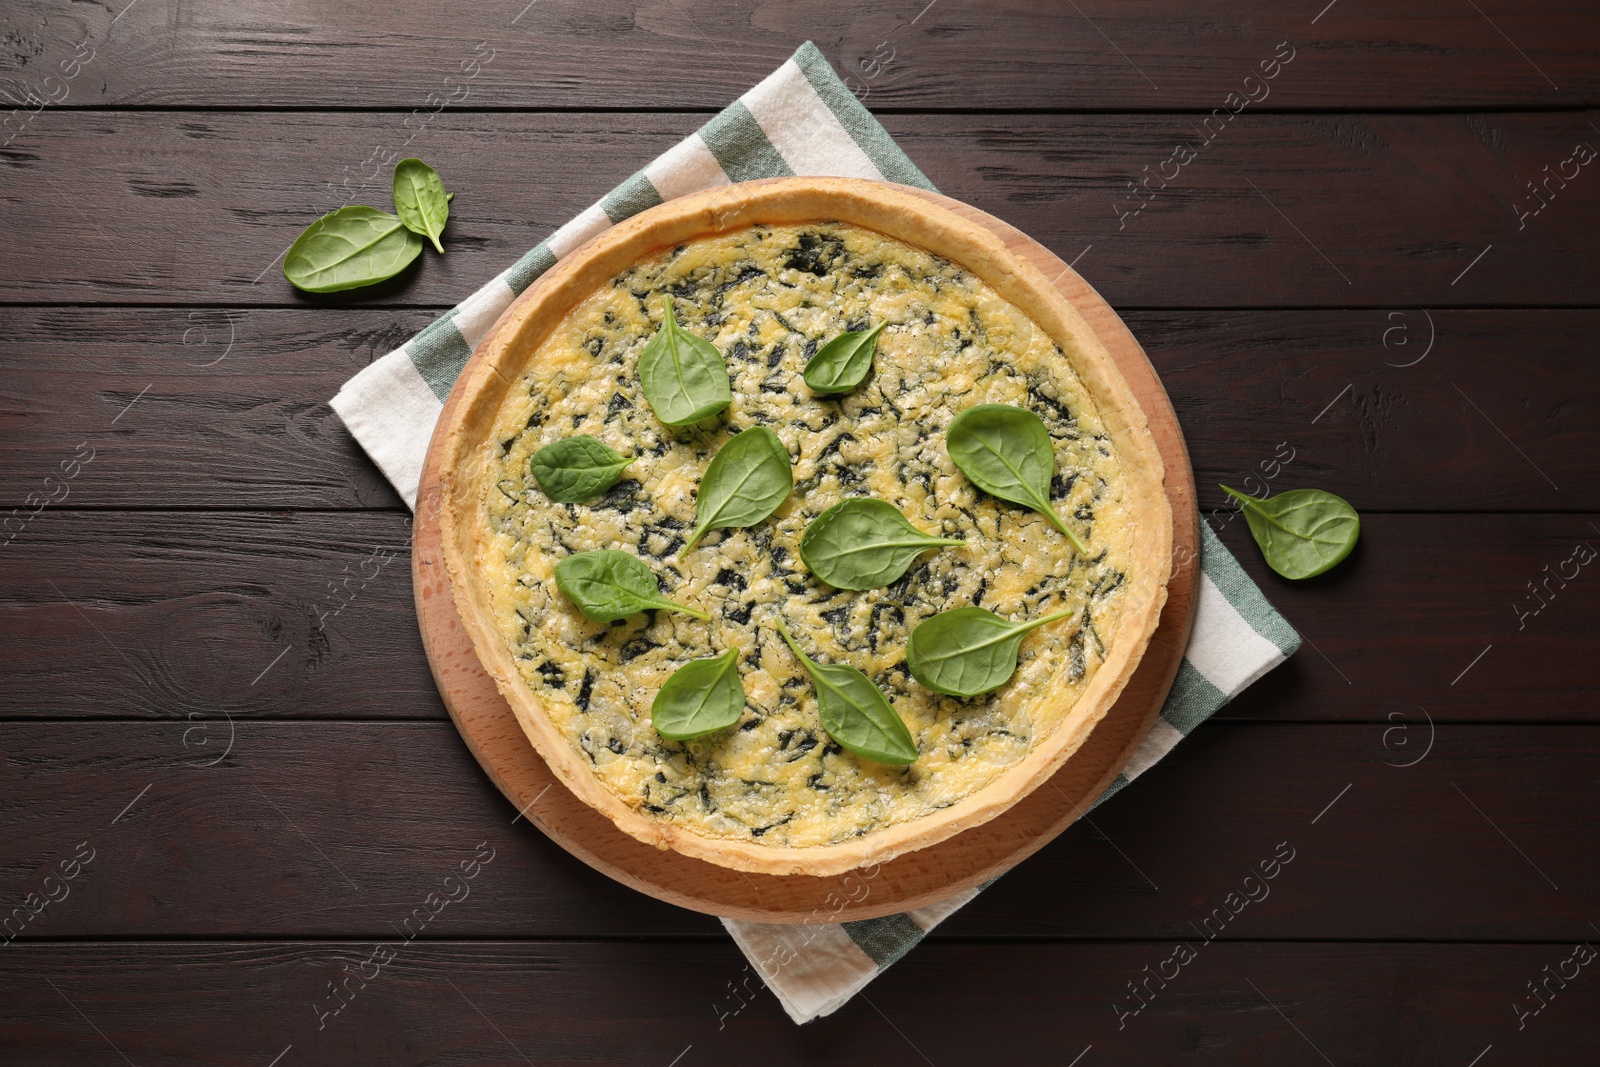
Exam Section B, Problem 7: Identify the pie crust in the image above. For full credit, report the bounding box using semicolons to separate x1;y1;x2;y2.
437;177;1171;876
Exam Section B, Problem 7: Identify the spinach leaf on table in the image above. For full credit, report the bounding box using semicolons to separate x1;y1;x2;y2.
802;322;886;395
1220;485;1360;579
679;427;792;558
908;606;1078;696
554;549;708;622
651;648;745;740
799;497;963;590
638;295;733;427
529;435;632;503
946;403;1089;554
283;206;424;293
775;619;918;765
392;157;451;254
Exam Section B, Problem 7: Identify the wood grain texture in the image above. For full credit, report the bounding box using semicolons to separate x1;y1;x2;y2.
2;0;1596;110
1;0;1595;1054
0;307;430;510
1213;509;1600;724
0;511;435;721
5;112;1599;307
1;723;1594;940
413;182;1196;917
4;512;1593;722
2;309;1593;512
1146;308;1592;515
1;941;1596;1064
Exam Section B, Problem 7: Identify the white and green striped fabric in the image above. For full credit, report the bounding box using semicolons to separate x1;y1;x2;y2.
330;41;1300;1025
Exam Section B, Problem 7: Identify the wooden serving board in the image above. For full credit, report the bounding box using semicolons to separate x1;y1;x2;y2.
412;188;1198;924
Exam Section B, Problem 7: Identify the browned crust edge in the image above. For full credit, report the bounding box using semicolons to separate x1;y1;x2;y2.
437;177;1172;876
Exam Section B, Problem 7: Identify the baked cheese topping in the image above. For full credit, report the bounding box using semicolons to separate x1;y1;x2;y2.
478;223;1134;848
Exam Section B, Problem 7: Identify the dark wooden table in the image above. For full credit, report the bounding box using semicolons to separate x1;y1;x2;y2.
3;2;1598;1063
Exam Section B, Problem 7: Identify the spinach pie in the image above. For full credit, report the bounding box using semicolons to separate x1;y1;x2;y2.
438;178;1171;876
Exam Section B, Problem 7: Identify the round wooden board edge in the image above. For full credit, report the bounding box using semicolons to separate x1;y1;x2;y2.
412;183;1199;923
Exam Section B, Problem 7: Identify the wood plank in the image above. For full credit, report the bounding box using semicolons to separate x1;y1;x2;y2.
944;718;1599;939
0;511;433;720
0;941;1595;1063
4;112;1599;307
3;0;1597;111
0;308;428;510
1215;510;1600;726
2;512;1594;722
1;722;1595;939
1144;309;1592;515
2;308;1594;512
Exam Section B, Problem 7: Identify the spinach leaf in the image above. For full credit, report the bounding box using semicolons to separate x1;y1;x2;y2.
775;619;917;765
637;295;732;427
799;497;963;590
679;427;792;557
1220;485;1360;579
553;549;708;622
392;157;450;254
946;403;1089;554
283;206;424;293
529;435;631;503
908;606;1077;696
651;648;745;740
803;321;886;395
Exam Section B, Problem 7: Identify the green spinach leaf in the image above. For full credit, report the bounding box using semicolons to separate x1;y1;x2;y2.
651;648;745;740
679;427;792;557
907;605;1077;696
799;497;963;590
529;435;631;503
946;403;1089;554
803;322;886;395
1220;485;1360;579
638;295;732;427
553;549;708;622
283;206;424;293
392;157;450;254
775;619;917;764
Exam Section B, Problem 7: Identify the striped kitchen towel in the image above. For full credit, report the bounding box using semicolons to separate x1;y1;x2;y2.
330;41;1300;1025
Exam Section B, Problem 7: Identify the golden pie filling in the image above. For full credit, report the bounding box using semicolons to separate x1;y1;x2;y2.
477;222;1135;849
